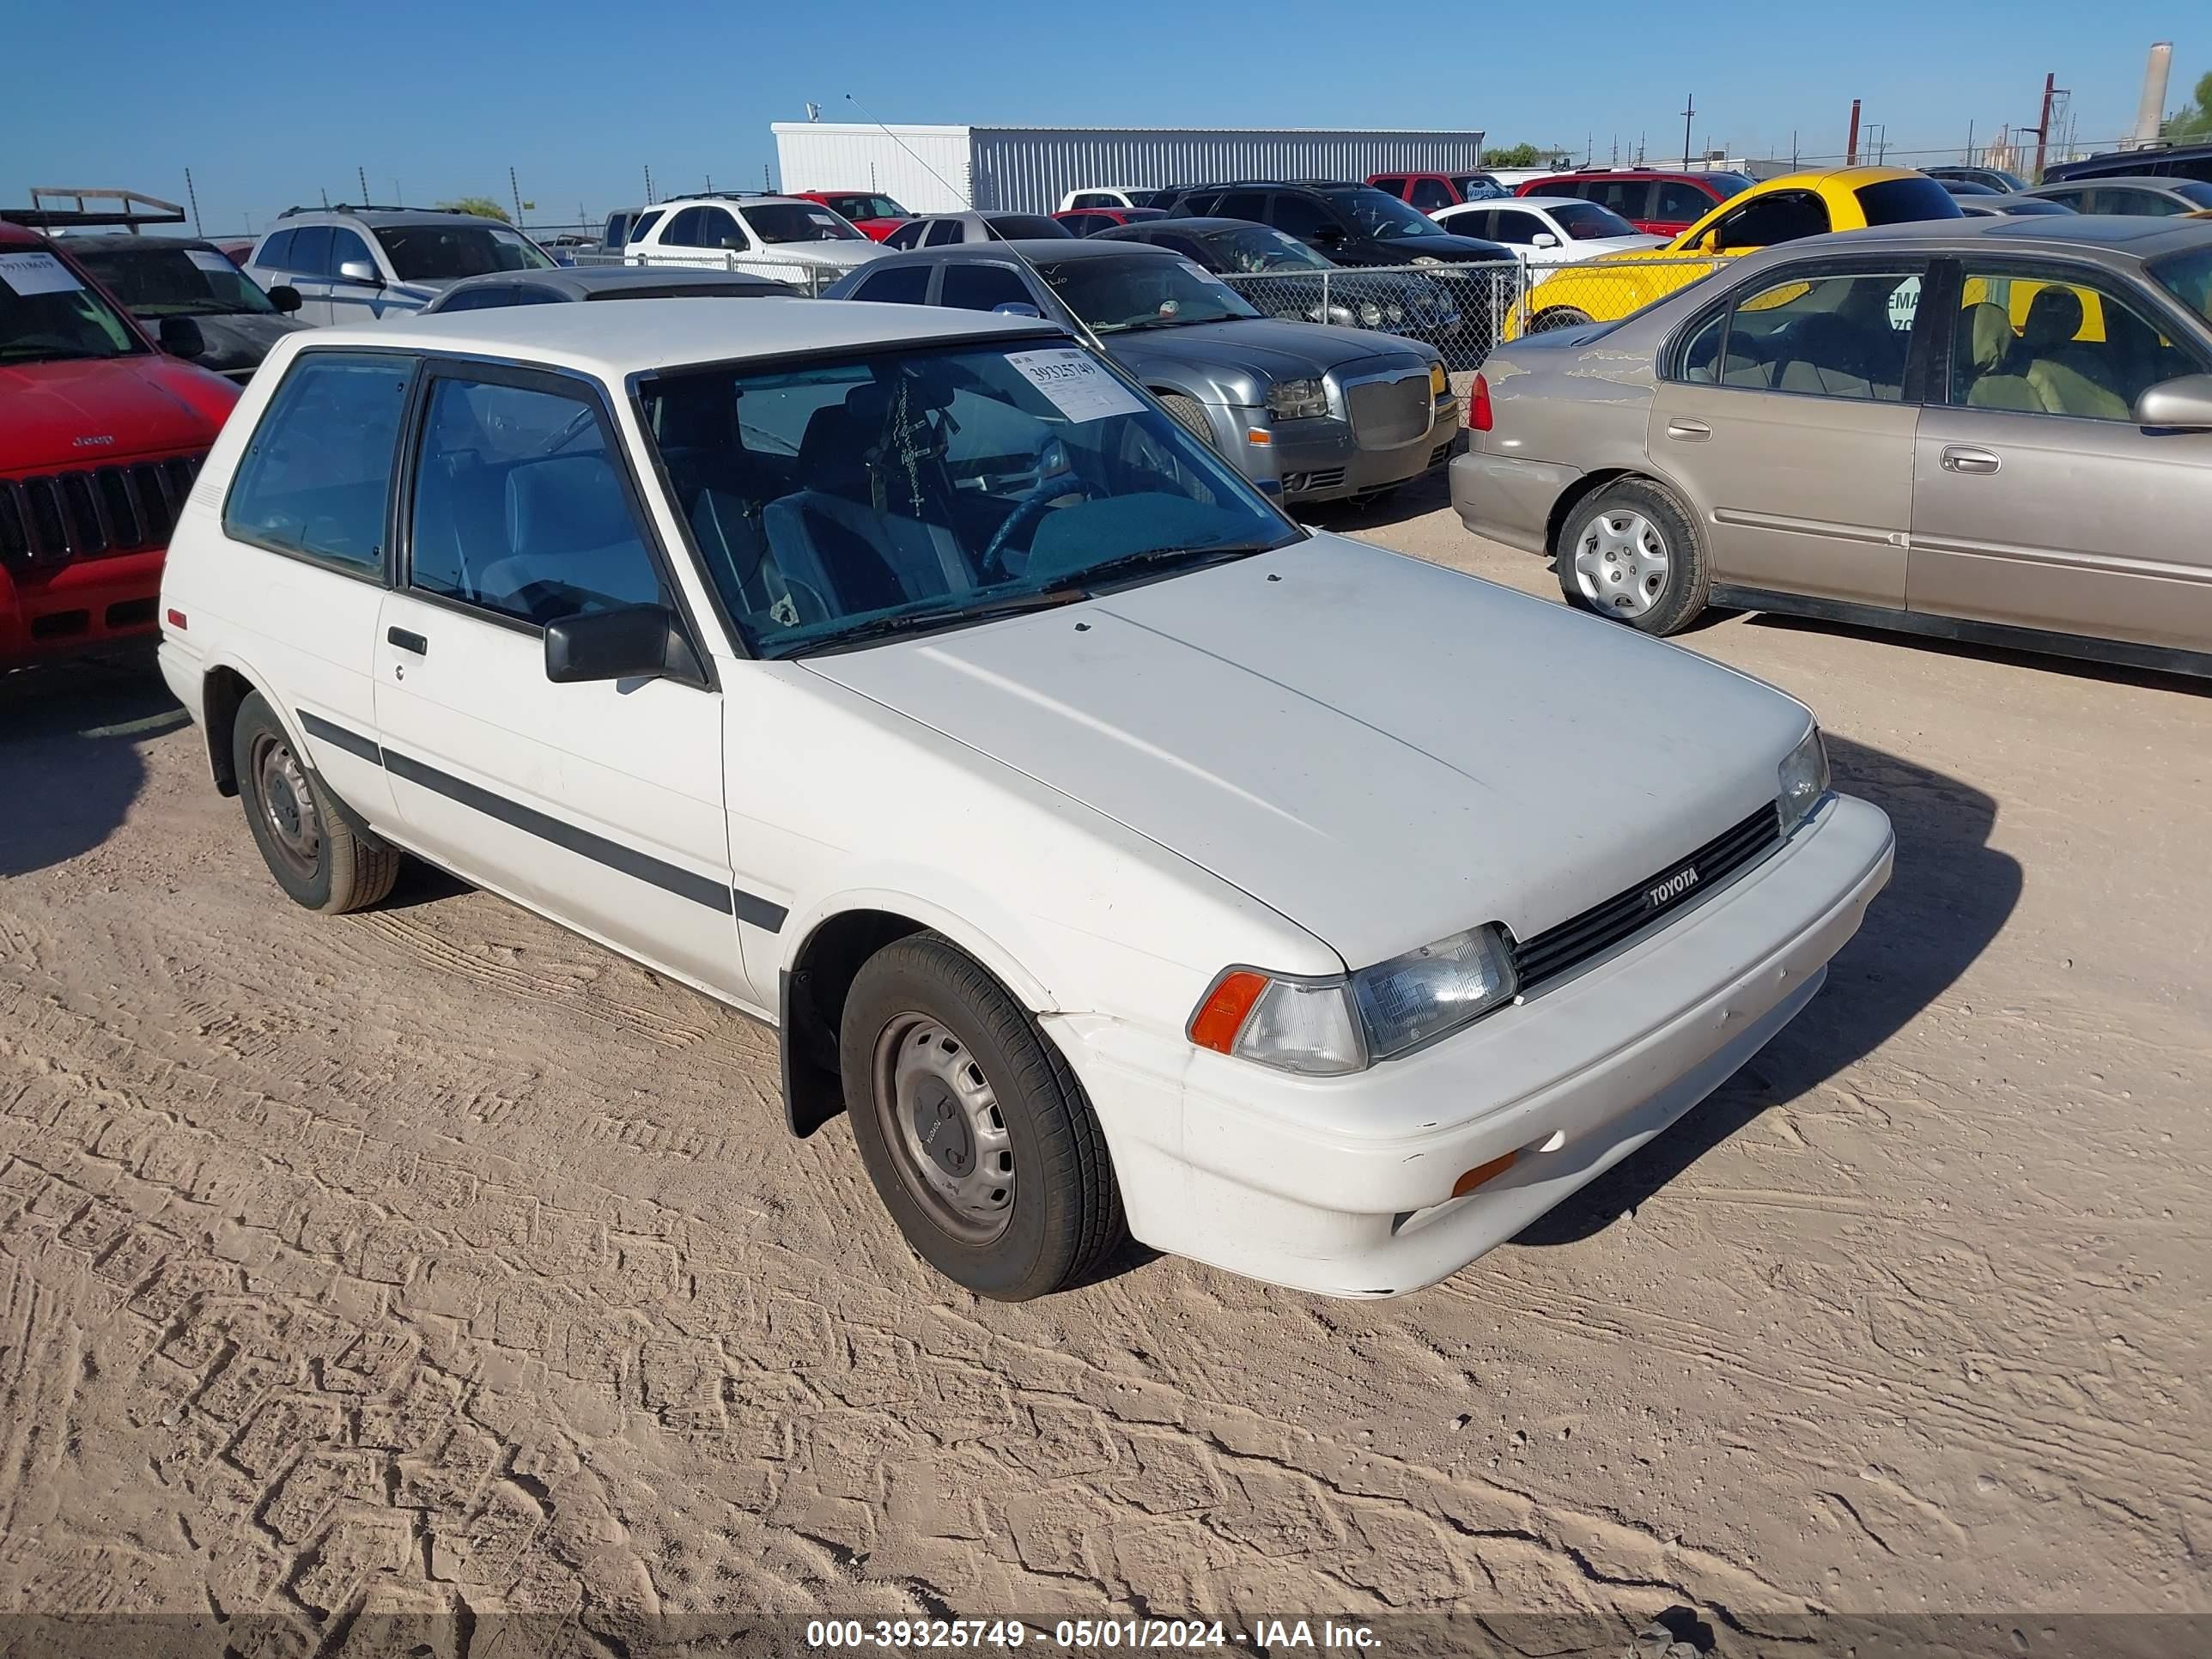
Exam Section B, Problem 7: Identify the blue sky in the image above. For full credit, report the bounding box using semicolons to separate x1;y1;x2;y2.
4;3;2197;234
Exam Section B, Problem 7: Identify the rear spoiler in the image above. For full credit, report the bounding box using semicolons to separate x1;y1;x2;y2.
0;187;188;233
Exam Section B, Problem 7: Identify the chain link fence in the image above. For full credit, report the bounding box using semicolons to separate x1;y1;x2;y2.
1218;255;1731;372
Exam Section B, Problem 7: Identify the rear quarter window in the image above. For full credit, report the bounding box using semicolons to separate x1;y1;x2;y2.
1854;177;1964;226
224;353;412;574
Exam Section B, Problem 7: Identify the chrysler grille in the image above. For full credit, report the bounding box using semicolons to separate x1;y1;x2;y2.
0;455;205;568
1346;374;1431;450
1510;803;1784;989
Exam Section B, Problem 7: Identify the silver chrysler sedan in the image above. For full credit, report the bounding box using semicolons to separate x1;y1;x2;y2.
1452;215;2212;678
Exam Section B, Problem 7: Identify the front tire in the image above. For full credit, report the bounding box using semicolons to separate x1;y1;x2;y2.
1556;478;1710;635
840;933;1126;1300
232;691;400;913
1152;392;1217;450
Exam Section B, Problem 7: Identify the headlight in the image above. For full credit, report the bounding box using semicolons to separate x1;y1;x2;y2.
1412;254;1443;266
1383;302;1405;324
1188;925;1519;1076
1266;377;1328;420
1357;300;1383;327
1430;362;1448;399
1778;726;1831;836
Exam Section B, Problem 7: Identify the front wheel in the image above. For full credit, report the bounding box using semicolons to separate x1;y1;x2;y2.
1556;478;1711;636
1152;392;1217;450
1528;306;1594;334
840;933;1126;1300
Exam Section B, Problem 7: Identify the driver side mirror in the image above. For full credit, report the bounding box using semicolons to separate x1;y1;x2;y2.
544;605;701;685
268;284;303;314
157;316;205;361
1530;232;1559;249
2134;373;2212;429
337;258;383;287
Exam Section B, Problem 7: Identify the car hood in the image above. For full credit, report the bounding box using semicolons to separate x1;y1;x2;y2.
0;351;236;471
1555;234;1670;258
801;535;1807;967
181;311;311;375
1104;317;1428;382
1375;232;1510;260
772;240;885;269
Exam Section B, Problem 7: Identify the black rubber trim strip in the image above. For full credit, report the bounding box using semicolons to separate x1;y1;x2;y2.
732;888;789;933
380;746;737;915
298;709;382;763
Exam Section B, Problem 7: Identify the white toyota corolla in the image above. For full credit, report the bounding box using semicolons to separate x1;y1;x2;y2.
156;300;1893;1300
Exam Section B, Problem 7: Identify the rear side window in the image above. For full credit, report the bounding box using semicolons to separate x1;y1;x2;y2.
1853;176;1963;227
255;229;295;270
225;353;412;573
923;220;966;247
850;265;930;304
408;377;667;626
287;226;333;276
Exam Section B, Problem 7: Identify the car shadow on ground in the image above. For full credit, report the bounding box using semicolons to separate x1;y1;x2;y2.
1511;732;2022;1247
0;653;186;881
1743;611;2212;697
1298;463;1455;535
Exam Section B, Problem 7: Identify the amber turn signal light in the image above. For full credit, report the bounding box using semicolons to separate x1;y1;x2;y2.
1450;1151;1517;1198
1189;970;1268;1054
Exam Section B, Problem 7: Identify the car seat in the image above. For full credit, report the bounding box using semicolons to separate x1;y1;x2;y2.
1958;301;2041;411
2018;288;2130;419
653;378;787;617
477;455;663;621
761;491;973;620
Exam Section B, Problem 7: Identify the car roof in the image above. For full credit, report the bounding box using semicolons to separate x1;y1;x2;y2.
872;239;1177;264
1115;216;1263;235
59;233;221;255
2032;175;2201;192
439;267;791;301
655;194;815;210
1498;197;1606;210
301;297;1058;377
1773;213;2212;259
270;208;498;228
0;220;52;249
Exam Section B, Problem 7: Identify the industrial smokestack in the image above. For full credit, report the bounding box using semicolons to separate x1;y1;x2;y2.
2134;42;2172;148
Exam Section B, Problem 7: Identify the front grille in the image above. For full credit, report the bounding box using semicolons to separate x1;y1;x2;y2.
0;454;204;568
1282;466;1346;493
1510;803;1783;990
1346;373;1431;450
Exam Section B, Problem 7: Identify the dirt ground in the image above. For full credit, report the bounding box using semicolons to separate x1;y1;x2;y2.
2;474;2207;1653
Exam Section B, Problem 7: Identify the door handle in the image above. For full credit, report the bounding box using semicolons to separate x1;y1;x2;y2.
1940;446;2002;475
386;627;428;655
1665;418;1711;441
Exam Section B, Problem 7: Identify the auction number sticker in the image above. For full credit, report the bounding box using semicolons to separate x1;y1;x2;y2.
1005;348;1145;423
0;251;84;296
187;249;238;275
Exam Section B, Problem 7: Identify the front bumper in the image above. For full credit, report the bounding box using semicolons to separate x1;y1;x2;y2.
1273;395;1460;504
1448;447;1579;556
0;548;166;671
1045;792;1894;1297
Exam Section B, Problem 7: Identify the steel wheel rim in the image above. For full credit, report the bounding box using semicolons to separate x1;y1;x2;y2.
872;1013;1015;1245
251;730;322;878
1574;510;1670;617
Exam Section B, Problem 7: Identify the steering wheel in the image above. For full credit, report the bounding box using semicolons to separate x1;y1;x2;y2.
978;441;1098;582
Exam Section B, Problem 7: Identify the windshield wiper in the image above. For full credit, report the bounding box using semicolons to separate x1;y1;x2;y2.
1073;540;1281;586
785;586;1090;654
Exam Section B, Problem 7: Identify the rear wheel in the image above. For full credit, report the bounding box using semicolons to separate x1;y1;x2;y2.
1152;392;1216;449
840;933;1125;1300
1556;478;1710;636
233;691;400;913
1528;306;1594;333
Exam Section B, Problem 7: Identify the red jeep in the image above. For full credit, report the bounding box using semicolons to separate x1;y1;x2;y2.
1;220;238;670
1367;172;1507;213
1513;169;1753;237
788;191;914;241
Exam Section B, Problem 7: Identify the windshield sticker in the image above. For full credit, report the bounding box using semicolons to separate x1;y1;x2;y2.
0;251;85;296
1004;348;1146;422
186;249;236;275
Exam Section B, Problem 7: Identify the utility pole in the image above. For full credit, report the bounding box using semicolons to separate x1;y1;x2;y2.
184;167;202;236
509;166;524;227
1845;99;1863;166
2029;72;2057;182
1680;94;1696;170
644;164;655;205
1966;118;1975;166
357;165;368;204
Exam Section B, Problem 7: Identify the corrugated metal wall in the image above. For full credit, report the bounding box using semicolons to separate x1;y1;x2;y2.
970;129;1491;212
770;124;976;214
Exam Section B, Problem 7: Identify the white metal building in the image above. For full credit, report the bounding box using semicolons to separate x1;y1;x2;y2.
770;124;1491;216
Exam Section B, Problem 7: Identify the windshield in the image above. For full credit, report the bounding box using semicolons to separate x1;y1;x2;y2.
74;244;279;317
1853;177;1964;226
823;195;907;222
1200;226;1330;272
2148;245;2212;326
2172;182;2212;210
0;248;144;365
1036;253;1259;331
375;223;555;281
638;343;1297;658
1551;202;1639;240
1331;186;1449;240
746;204;865;244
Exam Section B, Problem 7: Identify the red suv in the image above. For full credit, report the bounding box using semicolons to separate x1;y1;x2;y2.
1;222;239;669
1514;170;1753;237
1367;172;1506;213
787;191;914;241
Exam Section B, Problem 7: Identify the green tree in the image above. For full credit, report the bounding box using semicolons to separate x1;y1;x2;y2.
1483;143;1546;169
437;196;510;222
2166;70;2212;140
